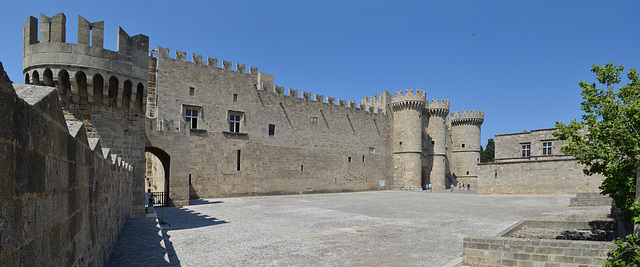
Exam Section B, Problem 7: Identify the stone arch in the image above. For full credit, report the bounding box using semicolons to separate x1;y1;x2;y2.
43;68;54;87
32;70;40;85
122;80;133;111
92;73;104;105
75;71;88;105
57;70;71;104
25;73;30;84
108;76;119;108
136;82;144;113
145;146;171;207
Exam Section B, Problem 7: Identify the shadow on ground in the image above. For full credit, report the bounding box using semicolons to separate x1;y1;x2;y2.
156;206;228;231
189;199;224;206
107;216;180;266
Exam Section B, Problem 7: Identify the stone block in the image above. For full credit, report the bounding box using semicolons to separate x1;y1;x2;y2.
21;195;37;241
36;193;54;234
16;239;43;266
0;200;22;254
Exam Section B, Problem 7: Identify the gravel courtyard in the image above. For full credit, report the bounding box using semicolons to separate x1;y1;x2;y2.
154;190;609;266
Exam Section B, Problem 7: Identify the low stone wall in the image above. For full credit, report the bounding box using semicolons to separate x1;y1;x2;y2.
570;192;612;207
478;158;605;194
0;63;133;266
462;221;616;266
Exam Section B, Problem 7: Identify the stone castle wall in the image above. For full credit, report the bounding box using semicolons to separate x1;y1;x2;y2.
0;64;132;266
150;48;394;197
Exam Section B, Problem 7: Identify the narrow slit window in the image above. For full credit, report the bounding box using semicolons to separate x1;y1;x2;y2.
236;150;241;171
233;94;238;102
189;87;195;96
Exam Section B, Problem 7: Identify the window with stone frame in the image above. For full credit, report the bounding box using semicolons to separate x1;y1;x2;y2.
184;106;201;129
310;116;318;124
521;143;531;157
543;142;552;155
229;112;243;133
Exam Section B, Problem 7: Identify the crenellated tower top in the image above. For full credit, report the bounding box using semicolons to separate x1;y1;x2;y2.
427;99;450;117
449;110;484;126
390;89;426;112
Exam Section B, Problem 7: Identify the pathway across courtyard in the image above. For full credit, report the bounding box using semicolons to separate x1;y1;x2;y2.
108;190;610;266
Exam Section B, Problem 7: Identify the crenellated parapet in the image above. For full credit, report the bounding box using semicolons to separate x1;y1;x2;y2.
450;110;485;126
22;13;149;114
427;99;450;117
361;91;392;115
390;89;426;112
156;46;259;76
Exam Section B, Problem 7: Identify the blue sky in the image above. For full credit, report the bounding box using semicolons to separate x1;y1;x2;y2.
1;1;638;147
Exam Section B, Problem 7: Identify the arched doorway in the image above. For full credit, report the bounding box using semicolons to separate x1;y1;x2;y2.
145;146;170;207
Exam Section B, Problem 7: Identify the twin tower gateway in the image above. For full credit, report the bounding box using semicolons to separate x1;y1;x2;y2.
21;13;483;208
386;92;484;190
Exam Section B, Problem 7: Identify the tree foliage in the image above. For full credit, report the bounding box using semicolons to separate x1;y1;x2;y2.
554;62;640;225
480;138;495;163
604;234;640;266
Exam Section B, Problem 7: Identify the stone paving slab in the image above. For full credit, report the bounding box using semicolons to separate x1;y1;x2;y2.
150;190;609;267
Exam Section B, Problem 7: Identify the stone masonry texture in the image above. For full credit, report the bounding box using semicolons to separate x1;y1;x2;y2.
0;63;132;266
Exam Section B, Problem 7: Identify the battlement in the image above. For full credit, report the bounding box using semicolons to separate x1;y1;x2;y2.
391;89;427;103
389;89;426;112
361;91;392;115
427;98;450;117
23;13;149;96
24;13;147;54
157;46;259;76
449;110;485;126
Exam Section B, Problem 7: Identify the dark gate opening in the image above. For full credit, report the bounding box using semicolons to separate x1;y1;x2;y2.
145;146;171;207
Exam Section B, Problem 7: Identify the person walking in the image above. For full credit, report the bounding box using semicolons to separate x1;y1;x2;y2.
451;184;454;192
429;183;432;192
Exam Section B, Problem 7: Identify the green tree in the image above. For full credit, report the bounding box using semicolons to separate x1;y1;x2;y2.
553;62;640;225
480;138;495;163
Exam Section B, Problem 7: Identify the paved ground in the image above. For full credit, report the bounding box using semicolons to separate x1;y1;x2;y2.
109;190;610;266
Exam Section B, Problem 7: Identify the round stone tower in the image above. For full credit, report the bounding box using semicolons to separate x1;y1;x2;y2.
22;13;150;217
449;110;484;188
390;89;426;190
424;99;449;189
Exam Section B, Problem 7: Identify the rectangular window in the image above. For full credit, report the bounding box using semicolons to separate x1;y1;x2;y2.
543;142;552;155
268;124;275;136
233;94;238;102
369;147;375;154
189;87;195;96
310;117;318;124
185;108;199;129
236;150;241;171
229;112;242;132
521;144;531;157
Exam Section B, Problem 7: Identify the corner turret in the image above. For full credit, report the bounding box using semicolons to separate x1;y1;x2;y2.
449;110;484;188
